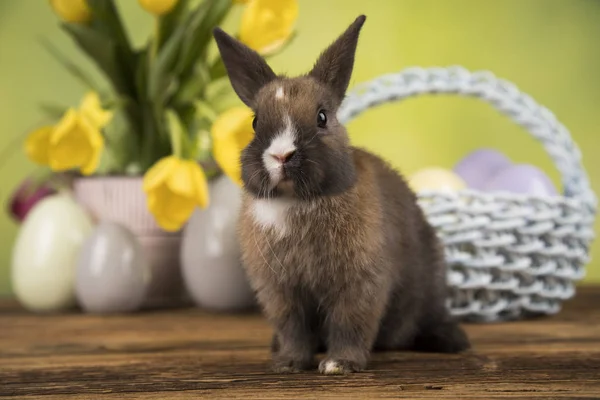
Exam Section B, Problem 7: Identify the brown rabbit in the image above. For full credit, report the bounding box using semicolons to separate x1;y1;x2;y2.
212;15;470;375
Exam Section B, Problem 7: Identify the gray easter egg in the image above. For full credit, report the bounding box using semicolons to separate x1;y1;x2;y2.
181;175;256;312
75;221;151;313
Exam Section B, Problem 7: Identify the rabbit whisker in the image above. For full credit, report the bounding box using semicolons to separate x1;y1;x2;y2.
252;225;279;278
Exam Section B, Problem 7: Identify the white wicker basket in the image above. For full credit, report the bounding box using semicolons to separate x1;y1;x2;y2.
338;66;597;322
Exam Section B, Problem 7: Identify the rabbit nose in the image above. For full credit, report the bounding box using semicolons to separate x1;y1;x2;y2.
271;150;295;164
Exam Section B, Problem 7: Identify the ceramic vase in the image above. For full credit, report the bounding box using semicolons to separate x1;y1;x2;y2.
72;176;187;309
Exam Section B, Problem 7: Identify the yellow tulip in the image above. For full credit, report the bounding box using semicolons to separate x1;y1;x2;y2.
142;156;209;232
79;92;112;128
48;0;91;23
47;108;105;176
239;0;299;55
234;0;249;3
211;106;254;186
138;0;179;16
24;91;112;175
25;126;54;165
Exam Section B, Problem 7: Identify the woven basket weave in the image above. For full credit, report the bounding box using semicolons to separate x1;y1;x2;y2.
337;66;597;322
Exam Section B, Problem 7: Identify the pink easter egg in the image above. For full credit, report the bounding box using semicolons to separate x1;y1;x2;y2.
453;148;513;190
482;164;557;196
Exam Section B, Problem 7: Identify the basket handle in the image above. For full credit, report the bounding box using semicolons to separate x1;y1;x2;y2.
337;66;597;214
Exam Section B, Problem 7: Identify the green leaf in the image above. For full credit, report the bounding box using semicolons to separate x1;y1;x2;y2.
61;23;135;99
146;1;211;104
208;56;226;81
194;100;219;123
165;109;192;158
85;0;142;139
139;105;159;170
148;0;232;107
204;79;241;113
86;0;136;72
157;0;191;49
185;99;220;162
173;0;211;73
147;22;187;104
98;108;138;174
39;38;102;92
173;60;211;105
135;48;150;100
102;93;132;111
176;0;233;79
139;104;171;171
192;127;212;162
175;103;197;129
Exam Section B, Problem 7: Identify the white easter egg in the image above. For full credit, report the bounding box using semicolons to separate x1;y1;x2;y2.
75;221;151;314
181;174;256;312
11;192;94;312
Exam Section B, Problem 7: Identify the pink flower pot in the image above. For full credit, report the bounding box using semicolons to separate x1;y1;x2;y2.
72;176;188;309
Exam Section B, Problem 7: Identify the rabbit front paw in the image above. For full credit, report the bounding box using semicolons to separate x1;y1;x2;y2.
272;356;313;373
318;358;365;375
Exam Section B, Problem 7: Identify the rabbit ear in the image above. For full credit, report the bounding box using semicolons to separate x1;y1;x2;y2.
309;15;366;104
213;27;277;107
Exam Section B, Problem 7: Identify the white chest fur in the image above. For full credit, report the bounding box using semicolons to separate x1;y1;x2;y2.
251;198;295;238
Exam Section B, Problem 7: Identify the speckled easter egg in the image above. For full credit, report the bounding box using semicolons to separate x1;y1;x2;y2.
75;221;151;314
11;192;94;312
408;167;467;193
453;148;513;190
181;175;256;313
482;164;558;196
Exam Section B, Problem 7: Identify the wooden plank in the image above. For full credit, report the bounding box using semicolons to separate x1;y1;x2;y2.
1;287;599;398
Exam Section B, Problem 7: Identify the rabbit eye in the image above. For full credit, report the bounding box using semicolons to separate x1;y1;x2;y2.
252;116;257;130
317;110;327;128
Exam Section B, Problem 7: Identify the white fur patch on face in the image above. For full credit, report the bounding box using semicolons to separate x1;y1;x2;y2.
275;86;285;100
262;115;296;185
251;198;294;238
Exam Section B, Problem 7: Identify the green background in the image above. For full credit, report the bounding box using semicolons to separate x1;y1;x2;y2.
1;0;599;294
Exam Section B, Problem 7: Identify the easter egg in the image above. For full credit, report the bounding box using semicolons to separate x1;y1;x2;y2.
11;192;94;312
75;221;151;314
181;175;256;312
9;179;57;223
453;148;513;189
408;167;467;193
482;164;557;196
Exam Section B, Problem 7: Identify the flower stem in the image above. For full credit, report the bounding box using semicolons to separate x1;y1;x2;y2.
150;17;162;62
169;127;182;159
166;110;184;158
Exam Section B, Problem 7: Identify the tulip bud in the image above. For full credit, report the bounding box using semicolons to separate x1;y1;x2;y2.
239;0;299;55
138;0;179;16
48;0;92;24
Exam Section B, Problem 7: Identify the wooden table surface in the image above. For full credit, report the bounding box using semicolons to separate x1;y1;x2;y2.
1;287;599;399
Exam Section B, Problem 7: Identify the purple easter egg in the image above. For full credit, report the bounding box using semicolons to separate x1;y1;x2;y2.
8;179;58;223
453;148;513;190
482;164;557;196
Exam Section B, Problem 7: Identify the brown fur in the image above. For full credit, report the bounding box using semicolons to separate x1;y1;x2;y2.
213;15;470;375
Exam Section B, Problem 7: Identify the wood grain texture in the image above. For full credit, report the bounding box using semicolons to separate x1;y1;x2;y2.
1;287;600;399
